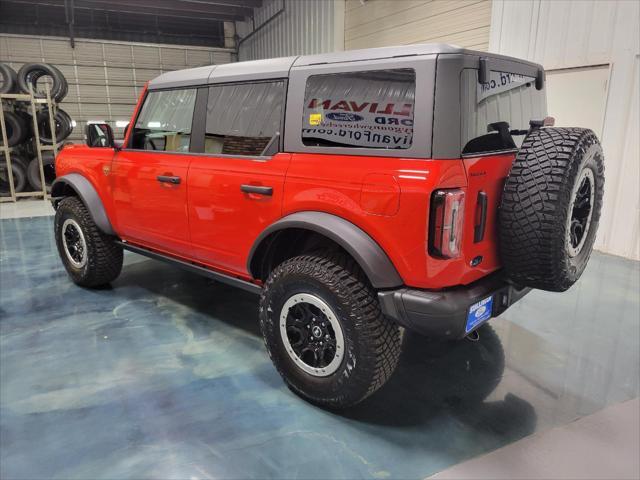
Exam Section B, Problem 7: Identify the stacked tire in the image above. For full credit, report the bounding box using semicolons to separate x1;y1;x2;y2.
1;62;73;195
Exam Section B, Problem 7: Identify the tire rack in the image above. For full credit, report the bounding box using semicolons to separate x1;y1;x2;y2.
0;85;59;203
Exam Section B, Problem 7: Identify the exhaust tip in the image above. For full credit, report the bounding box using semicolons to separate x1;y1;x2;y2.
466;330;480;342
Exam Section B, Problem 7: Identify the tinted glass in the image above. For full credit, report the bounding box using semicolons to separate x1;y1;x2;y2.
461;69;547;155
204;81;285;156
302;69;415;149
130;88;196;152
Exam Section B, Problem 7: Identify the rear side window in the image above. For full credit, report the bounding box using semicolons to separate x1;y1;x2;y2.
204;81;285;156
130;88;197;152
302;69;415;149
461;69;547;155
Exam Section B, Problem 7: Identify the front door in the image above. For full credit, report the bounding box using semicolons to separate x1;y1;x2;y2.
187;80;290;276
111;88;197;257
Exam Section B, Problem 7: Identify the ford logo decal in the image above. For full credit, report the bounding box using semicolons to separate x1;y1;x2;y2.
326;112;363;122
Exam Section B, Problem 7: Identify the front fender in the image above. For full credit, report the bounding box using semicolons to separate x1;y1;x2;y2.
248;211;403;289
51;173;115;236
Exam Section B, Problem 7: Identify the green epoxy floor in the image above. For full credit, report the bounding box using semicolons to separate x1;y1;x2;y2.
1;215;638;479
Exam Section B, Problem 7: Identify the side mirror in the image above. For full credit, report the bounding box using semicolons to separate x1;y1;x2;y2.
86;122;115;148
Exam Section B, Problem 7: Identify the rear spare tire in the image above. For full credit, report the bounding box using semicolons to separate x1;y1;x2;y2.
499;128;604;292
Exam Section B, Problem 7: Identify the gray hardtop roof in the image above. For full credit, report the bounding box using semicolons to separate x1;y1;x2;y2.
148;43;540;90
292;42;463;66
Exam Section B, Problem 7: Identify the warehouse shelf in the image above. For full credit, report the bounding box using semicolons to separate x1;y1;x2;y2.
1;85;59;203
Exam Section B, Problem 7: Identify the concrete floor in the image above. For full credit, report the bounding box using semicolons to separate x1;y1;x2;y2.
1;213;639;480
431;397;640;479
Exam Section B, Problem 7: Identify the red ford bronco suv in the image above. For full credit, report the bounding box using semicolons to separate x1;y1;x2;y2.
51;44;604;408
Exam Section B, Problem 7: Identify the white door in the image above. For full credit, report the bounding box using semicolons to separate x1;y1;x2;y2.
545;65;609;137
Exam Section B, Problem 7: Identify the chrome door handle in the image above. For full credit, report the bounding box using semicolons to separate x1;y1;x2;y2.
157;175;181;185
240;184;273;196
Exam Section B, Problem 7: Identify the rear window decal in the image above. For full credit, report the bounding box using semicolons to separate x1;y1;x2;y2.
478;71;534;103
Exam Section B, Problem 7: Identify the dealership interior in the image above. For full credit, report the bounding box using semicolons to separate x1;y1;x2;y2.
1;1;639;479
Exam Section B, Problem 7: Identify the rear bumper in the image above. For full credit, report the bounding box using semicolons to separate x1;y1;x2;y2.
378;272;531;339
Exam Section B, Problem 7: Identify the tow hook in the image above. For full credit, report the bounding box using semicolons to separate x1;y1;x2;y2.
466;330;480;342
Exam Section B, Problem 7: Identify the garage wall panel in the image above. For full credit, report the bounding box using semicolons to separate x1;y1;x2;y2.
187;50;212;67
345;0;493;51
237;0;342;61
490;0;640;259
103;44;133;66
0;34;235;141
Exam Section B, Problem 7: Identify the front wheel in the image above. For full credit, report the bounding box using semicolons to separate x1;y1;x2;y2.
54;197;123;287
259;252;401;409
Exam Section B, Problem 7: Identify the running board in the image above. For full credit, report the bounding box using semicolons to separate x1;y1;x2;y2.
116;241;262;295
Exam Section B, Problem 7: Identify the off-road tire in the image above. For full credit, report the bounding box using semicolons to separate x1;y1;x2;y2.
54;197;123;287
499;128;604;292
259;251;402;409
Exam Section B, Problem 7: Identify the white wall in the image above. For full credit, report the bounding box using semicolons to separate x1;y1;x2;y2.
490;0;640;260
345;0;493;51
237;0;344;61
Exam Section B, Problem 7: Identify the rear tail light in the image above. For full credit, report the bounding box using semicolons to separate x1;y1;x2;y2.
429;189;465;258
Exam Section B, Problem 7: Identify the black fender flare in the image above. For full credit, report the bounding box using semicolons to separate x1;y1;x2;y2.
50;173;115;236
247;212;403;289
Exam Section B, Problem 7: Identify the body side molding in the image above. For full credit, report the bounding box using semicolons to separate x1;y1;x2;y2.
51;173;115;236
248;211;404;289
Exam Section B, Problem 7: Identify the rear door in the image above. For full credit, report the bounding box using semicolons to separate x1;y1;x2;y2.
187;80;290;276
111;88;197;257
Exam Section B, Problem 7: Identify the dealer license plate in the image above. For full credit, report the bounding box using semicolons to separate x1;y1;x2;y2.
466;295;494;333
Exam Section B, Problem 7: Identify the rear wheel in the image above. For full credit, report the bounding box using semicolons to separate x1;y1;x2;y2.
54;197;123;287
259;252;401;409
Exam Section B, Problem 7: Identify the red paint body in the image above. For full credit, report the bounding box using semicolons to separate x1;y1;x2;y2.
55;90;516;290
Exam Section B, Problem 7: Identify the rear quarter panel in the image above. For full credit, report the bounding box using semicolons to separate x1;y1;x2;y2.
284;153;468;289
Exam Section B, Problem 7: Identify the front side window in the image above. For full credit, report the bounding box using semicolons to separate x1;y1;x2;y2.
130;88;197;152
204;81;285;156
302;69;415;150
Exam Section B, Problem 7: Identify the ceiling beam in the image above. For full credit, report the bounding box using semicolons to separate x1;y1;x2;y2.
76;0;255;18
185;0;262;8
7;0;248;22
